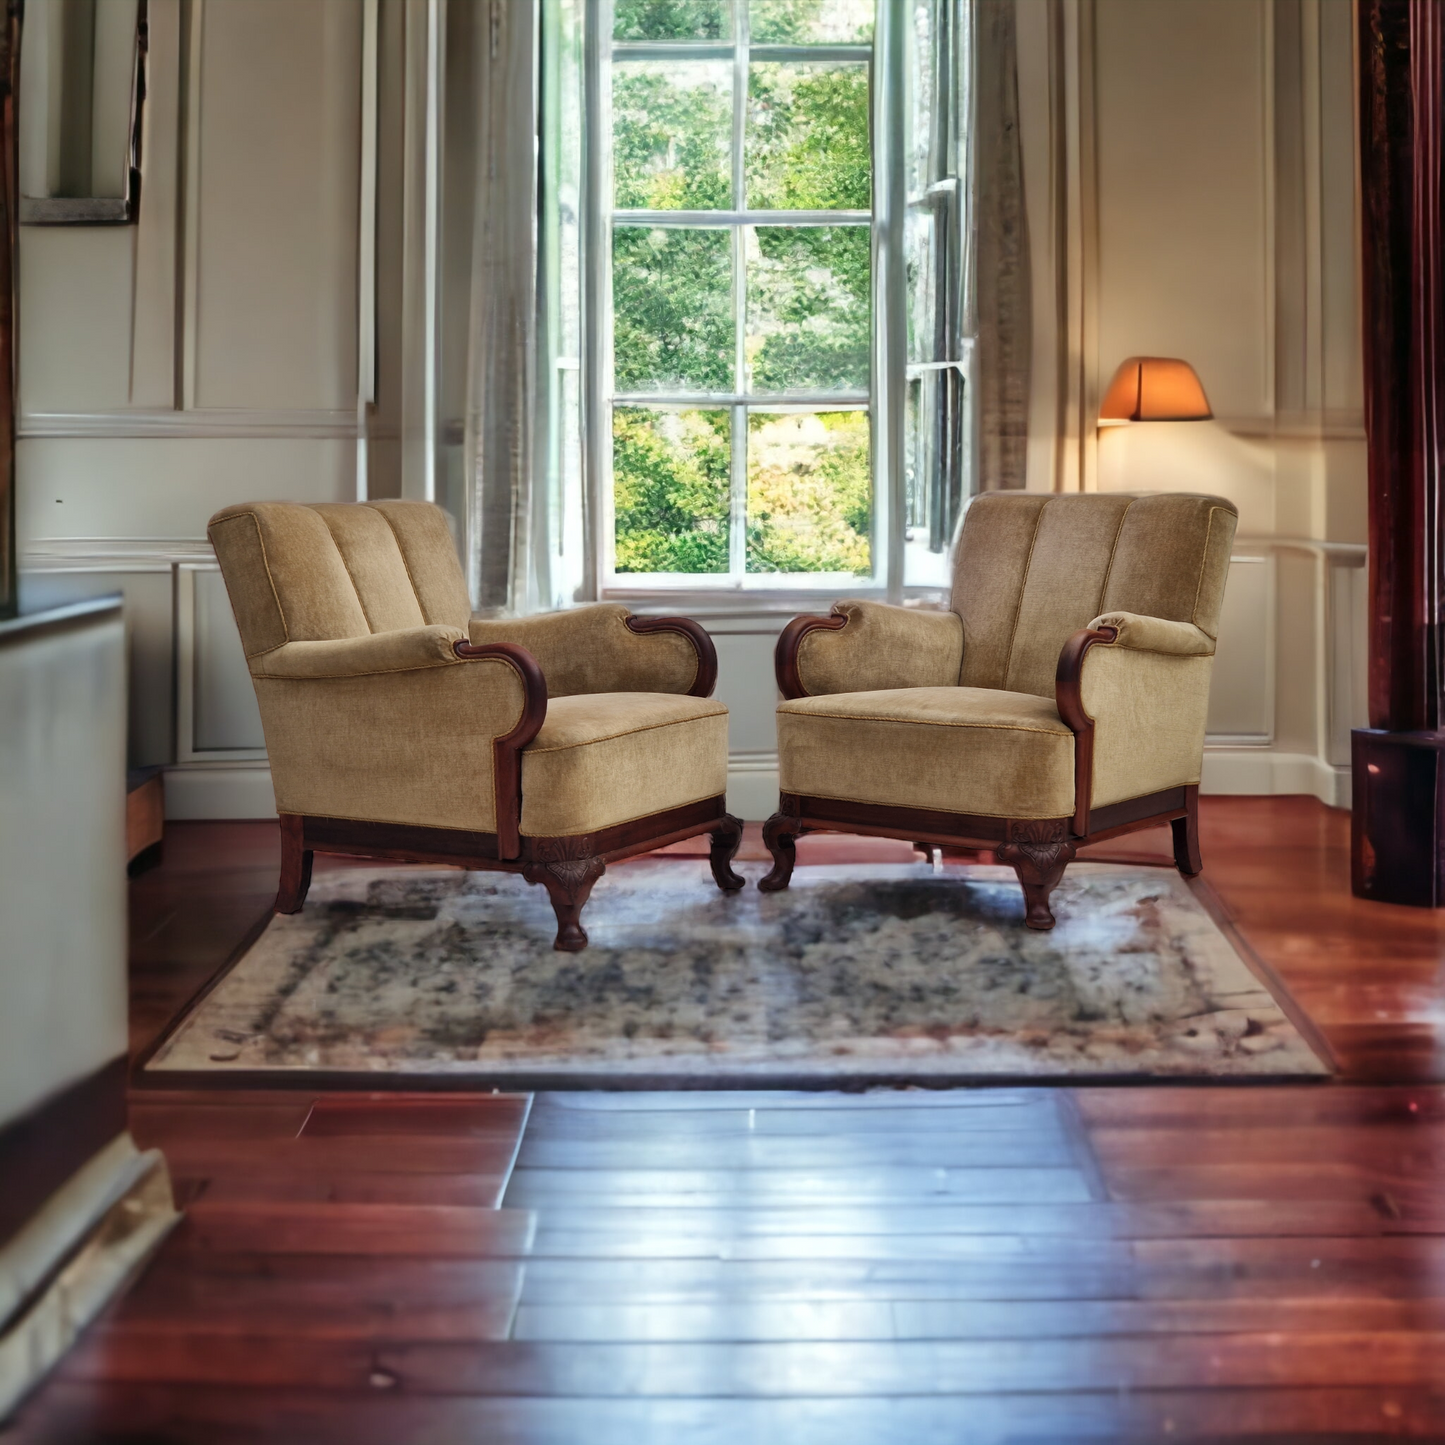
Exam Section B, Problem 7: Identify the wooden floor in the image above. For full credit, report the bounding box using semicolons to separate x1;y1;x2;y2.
9;798;1445;1443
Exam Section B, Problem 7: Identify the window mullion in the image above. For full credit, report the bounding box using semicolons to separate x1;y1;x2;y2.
730;0;749;584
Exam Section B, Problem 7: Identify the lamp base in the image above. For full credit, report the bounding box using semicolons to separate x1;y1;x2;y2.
1352;728;1445;906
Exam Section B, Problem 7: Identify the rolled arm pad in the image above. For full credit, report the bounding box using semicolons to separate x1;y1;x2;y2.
251;625;465;679
253;646;538;841
468;603;715;697
1088;610;1215;657
778;600;964;699
1057;612;1217;818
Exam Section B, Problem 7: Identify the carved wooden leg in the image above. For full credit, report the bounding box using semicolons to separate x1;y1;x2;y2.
758;811;801;893
274;814;314;915
523;849;606;952
1172;784;1203;877
996;820;1076;931
709;813;746;892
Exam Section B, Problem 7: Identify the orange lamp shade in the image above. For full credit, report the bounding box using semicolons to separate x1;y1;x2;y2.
1099;357;1213;421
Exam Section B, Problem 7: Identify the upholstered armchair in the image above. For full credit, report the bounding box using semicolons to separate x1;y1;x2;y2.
763;492;1239;928
207;499;742;951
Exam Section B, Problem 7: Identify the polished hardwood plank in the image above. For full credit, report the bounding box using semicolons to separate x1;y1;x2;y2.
18;1382;1445;1445
13;801;1445;1444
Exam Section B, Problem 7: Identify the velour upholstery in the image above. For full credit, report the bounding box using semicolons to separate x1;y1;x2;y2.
521;694;729;836
469;605;700;697
253;648;527;834
793;601;963;697
778;491;1239;821
778;687;1075;819
208;500;727;834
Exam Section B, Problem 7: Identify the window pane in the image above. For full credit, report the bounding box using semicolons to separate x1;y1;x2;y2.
750;0;874;43
746;226;870;392
614;408;731;573
905;205;937;365
614;0;730;40
746;63;870;210
613;227;734;392
613;61;732;210
746;410;871;573
903;367;966;589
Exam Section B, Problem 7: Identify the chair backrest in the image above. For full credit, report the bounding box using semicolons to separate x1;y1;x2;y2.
949;491;1239;698
207;500;471;660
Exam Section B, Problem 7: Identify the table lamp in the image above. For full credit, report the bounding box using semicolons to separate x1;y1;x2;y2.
1099;357;1213;422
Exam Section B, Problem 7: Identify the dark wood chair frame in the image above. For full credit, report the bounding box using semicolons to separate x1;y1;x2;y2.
761;611;1203;929
274;616;744;951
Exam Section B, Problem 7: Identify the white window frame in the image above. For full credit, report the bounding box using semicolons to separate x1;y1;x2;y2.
581;0;909;603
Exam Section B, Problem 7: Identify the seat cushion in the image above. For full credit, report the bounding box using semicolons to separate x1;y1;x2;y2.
521;693;729;837
777;686;1075;820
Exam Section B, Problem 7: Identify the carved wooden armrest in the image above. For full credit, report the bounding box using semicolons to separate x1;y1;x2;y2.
453;640;549;859
774;613;849;700
623;615;719;698
1054;624;1119;835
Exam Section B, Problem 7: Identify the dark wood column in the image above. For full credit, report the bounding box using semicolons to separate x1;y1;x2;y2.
1353;0;1445;905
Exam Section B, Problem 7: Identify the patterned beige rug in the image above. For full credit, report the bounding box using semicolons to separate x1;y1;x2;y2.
146;860;1330;1085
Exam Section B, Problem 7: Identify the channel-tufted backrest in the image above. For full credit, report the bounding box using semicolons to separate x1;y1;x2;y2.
207;500;471;660
949;491;1239;698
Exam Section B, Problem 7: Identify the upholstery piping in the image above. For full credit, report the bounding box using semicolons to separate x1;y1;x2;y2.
1191;505;1232;637
779;709;1071;736
1093;496;1136;618
795;788;1071;821
521;785;724;838
524;708;727;755
998;497;1048;691
373;503;431;623
318;509;383;633
255;660;464;681
213;510;290;656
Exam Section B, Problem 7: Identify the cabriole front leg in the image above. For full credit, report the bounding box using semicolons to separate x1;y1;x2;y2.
996;819;1076;930
709;813;746;892
758;810;801;893
1171;784;1203;877
275;813;314;914
523;844;606;952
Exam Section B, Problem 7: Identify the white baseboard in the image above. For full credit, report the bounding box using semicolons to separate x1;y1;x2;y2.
163;752;1350;823
164;762;277;820
1200;749;1350;808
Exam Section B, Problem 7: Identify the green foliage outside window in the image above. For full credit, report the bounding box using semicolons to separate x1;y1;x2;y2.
750;0;874;43
613;227;733;393
614;0;727;40
749;226;869;392
747;63;870;211
613;64;731;210
608;3;876;578
614;409;731;573
747;411;871;573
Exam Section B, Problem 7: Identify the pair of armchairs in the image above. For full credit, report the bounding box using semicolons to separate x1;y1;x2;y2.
209;491;1236;951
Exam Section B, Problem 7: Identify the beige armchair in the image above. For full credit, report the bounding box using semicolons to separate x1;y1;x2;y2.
208;499;741;950
763;491;1239;928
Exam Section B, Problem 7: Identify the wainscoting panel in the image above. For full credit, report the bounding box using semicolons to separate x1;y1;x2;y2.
184;567;265;757
1205;555;1274;743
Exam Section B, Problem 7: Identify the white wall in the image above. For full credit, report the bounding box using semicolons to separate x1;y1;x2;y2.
1019;0;1366;807
18;0;365;812
18;0;1366;821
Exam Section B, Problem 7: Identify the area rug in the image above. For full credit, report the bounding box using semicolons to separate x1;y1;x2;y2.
145;859;1329;1085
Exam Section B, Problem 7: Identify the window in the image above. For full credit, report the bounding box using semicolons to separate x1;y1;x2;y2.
539;0;972;604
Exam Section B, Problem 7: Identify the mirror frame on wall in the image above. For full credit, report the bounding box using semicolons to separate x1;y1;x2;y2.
17;0;145;226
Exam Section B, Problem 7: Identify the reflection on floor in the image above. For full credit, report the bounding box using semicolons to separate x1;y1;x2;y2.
9;799;1445;1443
